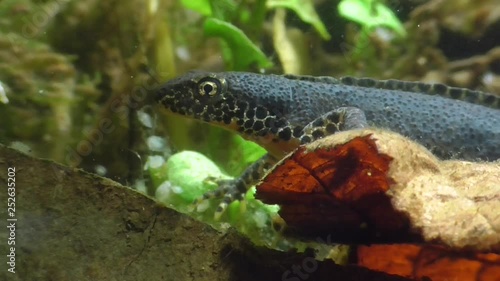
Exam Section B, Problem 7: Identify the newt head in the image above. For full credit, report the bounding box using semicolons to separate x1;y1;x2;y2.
156;71;229;123
155;71;301;158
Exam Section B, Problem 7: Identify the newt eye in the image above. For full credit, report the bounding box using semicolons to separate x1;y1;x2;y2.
198;77;221;96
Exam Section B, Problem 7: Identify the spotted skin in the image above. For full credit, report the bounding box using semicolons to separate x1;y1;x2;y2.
157;71;500;217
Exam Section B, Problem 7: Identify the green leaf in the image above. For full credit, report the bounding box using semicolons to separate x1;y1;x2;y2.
338;0;406;37
226;135;267;175
203;18;273;70
267;0;331;40
209;0;238;20
180;0;212;16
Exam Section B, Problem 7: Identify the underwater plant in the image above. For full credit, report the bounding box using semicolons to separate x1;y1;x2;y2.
146;149;350;263
179;0;405;71
338;0;405;37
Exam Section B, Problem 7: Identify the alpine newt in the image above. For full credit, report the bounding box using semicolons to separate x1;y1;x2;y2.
156;71;500;217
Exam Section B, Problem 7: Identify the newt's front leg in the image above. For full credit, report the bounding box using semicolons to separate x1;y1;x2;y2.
195;154;278;219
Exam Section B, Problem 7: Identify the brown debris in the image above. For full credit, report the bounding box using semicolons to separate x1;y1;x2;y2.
258;128;500;251
358;244;500;281
255;128;500;280
256;135;416;243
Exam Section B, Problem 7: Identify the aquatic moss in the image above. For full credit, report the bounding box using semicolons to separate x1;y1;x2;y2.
0;32;76;160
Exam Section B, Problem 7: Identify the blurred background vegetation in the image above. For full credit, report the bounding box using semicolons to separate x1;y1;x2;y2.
0;0;499;191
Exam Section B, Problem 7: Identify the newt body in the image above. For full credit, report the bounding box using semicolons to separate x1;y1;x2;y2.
156;71;500;215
